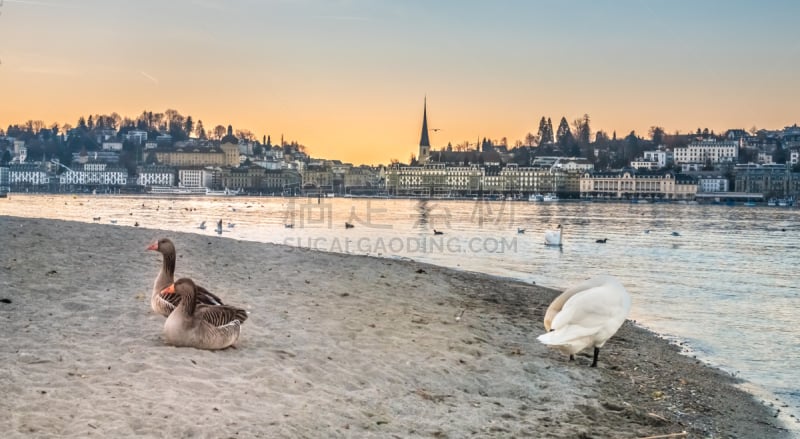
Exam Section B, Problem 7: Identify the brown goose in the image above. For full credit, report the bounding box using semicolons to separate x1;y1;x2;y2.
161;278;248;350
147;238;223;317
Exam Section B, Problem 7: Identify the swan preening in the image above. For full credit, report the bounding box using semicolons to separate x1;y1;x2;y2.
537;274;631;367
147;238;224;317
544;224;563;247
162;278;248;350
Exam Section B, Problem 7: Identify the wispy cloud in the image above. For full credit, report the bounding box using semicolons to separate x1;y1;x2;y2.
140;71;159;84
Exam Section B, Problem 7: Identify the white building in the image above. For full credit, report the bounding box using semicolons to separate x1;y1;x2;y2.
790;150;799;166
630;159;659;170
643;150;672;168
178;168;213;188
757;152;775;165
9;164;49;186
58;163;127;186
102;142;123;151
137;165;175;187
553;157;594;171
695;175;730;193
125;130;148;144
673;138;739;165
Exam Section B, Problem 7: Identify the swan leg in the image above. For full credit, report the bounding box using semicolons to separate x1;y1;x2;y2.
590;347;600;368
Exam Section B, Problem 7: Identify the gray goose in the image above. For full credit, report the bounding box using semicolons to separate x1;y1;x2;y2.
147;238;224;317
161;278;248;350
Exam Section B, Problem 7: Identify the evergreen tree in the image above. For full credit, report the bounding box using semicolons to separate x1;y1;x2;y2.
184;116;194;138
196;120;207;139
545;118;554;144
556;117;572;145
536;117;551;145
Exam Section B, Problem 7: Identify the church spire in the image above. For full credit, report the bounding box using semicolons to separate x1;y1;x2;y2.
419;97;431;161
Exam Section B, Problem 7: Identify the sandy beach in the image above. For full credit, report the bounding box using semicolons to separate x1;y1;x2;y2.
0;215;792;438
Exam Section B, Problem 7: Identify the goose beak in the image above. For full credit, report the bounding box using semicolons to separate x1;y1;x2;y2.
161;283;176;295
146;242;158;251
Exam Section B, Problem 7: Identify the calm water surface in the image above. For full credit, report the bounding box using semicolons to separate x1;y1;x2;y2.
2;194;799;425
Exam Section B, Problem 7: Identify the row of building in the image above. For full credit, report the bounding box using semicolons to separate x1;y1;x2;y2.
3;157;799;201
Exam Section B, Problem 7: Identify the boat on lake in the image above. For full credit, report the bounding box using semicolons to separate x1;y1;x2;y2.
205;188;242;196
148;186;206;195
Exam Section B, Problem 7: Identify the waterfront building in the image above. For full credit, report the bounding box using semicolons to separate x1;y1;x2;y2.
178;167;214;188
692;173;730;193
58;162;128;187
579;169;697;200
8;163;49;188
137;165;176;187
384;162;573;197
215;166;300;193
734;163;798;197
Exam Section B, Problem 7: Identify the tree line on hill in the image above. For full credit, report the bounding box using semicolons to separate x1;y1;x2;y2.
0;109;308;174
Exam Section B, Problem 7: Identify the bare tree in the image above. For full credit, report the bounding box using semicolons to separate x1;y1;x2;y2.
213;125;226;140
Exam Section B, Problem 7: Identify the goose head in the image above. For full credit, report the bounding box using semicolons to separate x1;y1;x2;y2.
161;278;197;299
147;238;175;255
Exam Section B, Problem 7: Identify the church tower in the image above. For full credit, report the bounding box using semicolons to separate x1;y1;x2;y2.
419;97;431;161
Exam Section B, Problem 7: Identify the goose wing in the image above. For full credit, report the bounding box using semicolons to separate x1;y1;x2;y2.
195;304;249;326
195;285;224;306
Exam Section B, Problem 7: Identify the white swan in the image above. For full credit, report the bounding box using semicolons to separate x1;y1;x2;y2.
537;275;631;367
544;224;562;247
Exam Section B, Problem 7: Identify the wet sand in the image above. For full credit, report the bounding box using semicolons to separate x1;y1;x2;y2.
0;215;791;438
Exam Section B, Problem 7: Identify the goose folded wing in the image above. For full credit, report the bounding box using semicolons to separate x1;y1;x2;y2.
195;304;249;327
195;284;224;306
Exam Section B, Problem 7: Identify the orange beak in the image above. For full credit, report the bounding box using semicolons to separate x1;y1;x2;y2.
146;242;158;251
161;283;176;295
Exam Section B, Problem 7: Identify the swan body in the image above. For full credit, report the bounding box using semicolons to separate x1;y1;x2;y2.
162;278;248;350
544;225;562;247
537;275;631;367
147;238;224;317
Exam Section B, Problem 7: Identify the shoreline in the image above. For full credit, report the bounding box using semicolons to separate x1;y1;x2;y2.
0;215;794;437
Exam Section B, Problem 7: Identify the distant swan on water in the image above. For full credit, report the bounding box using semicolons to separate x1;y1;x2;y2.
544;224;562;247
537;275;631;367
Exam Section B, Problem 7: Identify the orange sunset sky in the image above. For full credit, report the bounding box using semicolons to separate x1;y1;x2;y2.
1;0;798;165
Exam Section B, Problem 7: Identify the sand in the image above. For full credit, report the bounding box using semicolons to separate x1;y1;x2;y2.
0;215;792;438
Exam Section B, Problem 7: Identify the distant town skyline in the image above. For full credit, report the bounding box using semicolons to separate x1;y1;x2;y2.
1;0;798;165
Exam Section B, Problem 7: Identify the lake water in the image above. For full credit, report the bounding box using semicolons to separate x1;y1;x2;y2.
2;194;799;427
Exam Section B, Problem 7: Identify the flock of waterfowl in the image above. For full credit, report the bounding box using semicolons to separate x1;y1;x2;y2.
144;237;630;367
147;238;249;350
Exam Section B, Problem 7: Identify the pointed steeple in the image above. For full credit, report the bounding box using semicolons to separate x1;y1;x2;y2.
419;97;431;148
419;97;431;161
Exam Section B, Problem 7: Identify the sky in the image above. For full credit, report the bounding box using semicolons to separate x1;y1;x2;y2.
1;0;799;165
